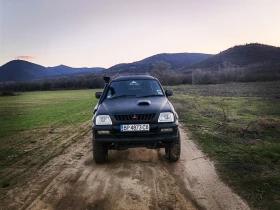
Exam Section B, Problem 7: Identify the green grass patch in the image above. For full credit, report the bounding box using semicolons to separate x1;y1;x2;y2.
0;90;99;137
0;89;99;173
170;82;280;210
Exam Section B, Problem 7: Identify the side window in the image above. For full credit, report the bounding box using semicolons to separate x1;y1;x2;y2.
106;82;118;98
151;81;163;95
106;87;116;98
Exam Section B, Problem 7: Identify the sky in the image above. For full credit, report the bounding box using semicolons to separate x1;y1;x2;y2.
1;0;280;68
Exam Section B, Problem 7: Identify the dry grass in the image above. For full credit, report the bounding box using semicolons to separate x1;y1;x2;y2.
170;81;280;210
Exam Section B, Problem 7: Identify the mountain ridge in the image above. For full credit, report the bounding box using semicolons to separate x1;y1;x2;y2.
106;52;212;75
0;60;104;82
185;43;280;70
1;43;280;82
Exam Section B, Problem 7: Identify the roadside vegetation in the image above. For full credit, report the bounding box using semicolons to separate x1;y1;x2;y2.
170;81;280;210
0;90;99;189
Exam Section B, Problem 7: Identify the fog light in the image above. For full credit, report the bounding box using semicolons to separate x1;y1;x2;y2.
161;128;173;133
97;130;110;135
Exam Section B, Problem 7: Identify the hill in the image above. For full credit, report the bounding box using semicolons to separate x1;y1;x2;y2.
186;43;280;70
106;53;212;74
139;53;212;68
1;43;279;84
46;65;104;76
179;43;280;83
0;60;48;82
0;60;104;82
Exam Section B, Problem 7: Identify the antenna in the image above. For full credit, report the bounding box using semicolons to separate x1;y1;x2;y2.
113;68;122;79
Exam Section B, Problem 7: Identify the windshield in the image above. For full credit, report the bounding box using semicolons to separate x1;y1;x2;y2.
105;79;164;99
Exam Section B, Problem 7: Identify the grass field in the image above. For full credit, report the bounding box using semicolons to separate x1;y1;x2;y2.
0;82;279;209
170;81;280;210
0;90;98;138
0;90;99;188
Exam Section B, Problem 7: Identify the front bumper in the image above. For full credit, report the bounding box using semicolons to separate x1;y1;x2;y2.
92;122;179;143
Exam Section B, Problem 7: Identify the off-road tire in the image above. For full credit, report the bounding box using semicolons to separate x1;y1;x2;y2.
93;138;108;164
165;131;181;162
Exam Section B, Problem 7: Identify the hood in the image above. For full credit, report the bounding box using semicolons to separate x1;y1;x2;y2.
97;97;172;115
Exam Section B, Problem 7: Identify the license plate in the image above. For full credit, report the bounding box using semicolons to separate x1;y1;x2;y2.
120;124;149;132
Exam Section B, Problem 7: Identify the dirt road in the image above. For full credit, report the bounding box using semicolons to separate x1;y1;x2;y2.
1;125;250;210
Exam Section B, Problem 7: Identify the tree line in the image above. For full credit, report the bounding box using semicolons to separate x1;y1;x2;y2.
1;61;279;92
151;61;280;85
0;74;105;92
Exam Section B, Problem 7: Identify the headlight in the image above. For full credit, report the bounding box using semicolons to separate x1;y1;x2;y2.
158;112;174;123
95;115;112;125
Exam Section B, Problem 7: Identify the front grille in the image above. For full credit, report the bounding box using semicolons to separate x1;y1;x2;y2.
114;113;155;121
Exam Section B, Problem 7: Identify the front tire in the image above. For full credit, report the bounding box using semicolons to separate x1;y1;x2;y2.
165;131;181;162
93;138;108;164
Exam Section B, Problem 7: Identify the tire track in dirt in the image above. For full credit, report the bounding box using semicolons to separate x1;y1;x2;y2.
1;124;250;210
27;150;197;209
167;126;250;210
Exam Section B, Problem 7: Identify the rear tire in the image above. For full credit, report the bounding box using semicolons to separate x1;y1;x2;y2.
165;131;181;162
93;138;108;164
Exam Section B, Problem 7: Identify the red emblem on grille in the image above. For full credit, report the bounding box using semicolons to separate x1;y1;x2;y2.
132;114;137;119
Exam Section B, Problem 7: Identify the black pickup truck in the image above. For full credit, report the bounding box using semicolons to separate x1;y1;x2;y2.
92;75;181;163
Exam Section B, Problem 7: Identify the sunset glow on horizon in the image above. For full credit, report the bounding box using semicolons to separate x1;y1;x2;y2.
1;0;280;68
16;56;36;60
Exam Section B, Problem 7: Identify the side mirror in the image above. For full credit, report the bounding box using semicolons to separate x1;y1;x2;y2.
95;92;102;99
165;89;173;97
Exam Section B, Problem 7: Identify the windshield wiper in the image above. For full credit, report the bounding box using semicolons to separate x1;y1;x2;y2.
137;94;163;98
110;94;136;99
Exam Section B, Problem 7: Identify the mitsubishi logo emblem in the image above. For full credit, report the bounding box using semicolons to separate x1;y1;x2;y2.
132;114;137;119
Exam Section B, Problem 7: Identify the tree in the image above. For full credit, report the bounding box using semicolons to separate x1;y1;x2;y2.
151;61;171;84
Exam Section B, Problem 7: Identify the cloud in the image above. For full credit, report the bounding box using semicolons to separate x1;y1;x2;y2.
17;56;35;60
